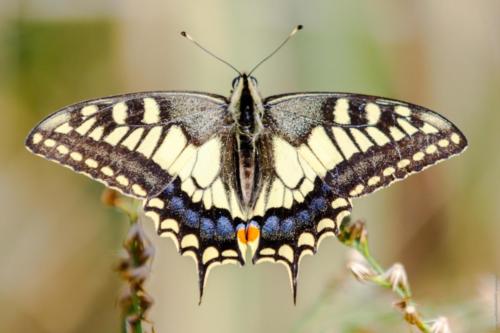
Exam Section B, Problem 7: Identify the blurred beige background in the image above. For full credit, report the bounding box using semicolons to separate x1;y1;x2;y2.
1;1;499;332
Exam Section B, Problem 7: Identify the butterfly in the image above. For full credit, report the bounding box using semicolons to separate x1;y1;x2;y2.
25;26;467;303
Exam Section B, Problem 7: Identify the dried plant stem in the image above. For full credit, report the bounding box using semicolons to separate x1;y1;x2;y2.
338;217;449;333
102;189;155;333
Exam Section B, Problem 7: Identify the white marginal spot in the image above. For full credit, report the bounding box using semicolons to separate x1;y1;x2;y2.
413;152;425;161
389;126;406;141
32;133;43;144
161;219;180;233
365;103;381;124
278;245;294;263
81;105;99;117
192;137;221;188
152;126;187;170
450;133;460;144
397;159;410;168
333;98;350;124
349;184;364;196
212;178;230;210
397;118;418;135
317;218;335;232
44;139;56;147
260;248;275;256
298;233;315;247
101;166;114;176
222;250;238;257
112;102;128;124
395;105;411;117
181;234;199;249
308;127;344;169
331;198;348;209
76;117;96;135
383;167;395;176
88;126;104;141
142;98;161;124
136;126;162;158
121;128;144;150
85;159;98;168
273;136;304;188
298;145;327;178
202;247;219;264
350;128;373;152
55;122;73;134
336;210;351;224
366;127;390;146
116;175;129;186
181;178;196;197
70;152;82;161
367;176;381;186
104;127;129;146
266;179;285;209
147;198;164;209
132;184;147;196
56;145;69;155
438;139;450;147
420;122;439;134
426;144;437;154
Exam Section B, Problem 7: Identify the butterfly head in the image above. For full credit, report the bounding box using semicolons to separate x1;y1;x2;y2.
231;74;258;91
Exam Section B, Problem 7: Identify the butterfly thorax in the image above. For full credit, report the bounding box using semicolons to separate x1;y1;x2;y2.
229;75;263;210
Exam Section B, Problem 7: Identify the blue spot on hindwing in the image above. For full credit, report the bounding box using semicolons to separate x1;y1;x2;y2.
216;216;234;240
183;209;200;228
296;210;312;227
310;197;328;213
262;216;280;240
200;218;215;239
280;218;296;238
169;197;184;212
163;183;175;196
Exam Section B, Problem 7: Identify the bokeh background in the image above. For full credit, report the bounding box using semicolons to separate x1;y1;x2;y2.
1;1;499;332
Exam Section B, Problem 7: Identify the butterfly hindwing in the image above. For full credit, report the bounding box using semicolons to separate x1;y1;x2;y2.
251;93;467;300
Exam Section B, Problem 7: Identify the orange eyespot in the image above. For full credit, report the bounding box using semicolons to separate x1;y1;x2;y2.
237;228;247;244
246;225;260;243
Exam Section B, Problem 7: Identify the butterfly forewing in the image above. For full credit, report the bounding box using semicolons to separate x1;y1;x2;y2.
250;93;467;299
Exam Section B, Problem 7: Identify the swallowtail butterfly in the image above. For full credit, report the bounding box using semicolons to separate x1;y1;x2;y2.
25;26;467;303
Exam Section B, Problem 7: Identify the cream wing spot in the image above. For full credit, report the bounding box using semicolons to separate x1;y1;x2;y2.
192;137;221;188
273;137;304;188
332;127;359;159
152;126;187;170
293;190;304;203
451;133;461;144
142;98;160;124
298;233;315;247
132;184;147;196
278;245;294;263
397;159;410;168
383;167;395;176
413;152;425;161
81;105;98;117
70;152;82;161
56;145;69;155
181;234;199;249
75;117;96;135
54;122;73;134
299;179;314;196
331;198;349;209
202;247;219;264
349;184;364;196
161;219;179;233
389;126;406;141
101;166;114;176
366;127;390;146
308;127;343;169
85;159;98;168
88;126;104;141
116;175;129;186
112;102;128;124
365;103;381;124
260;248;276;256
298;145;327;178
317;218;335;232
181;178;196;197
136;126;162;158
367;176;380;186
350;128;373;152
44;139;56;147
168;145;197;176
211;178;230;210
333;98;350;124
32;133;43;144
203;189;212;209
104;127;129;146
420;123;439;134
121;128;144;150
266;179;285;209
192;190;203;203
397;118;418;135
283;189;294;209
222;250;238;257
395;105;411;117
426;144;438;154
147;198;164;209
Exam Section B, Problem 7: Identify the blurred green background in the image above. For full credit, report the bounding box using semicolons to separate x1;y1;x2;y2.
1;1;499;332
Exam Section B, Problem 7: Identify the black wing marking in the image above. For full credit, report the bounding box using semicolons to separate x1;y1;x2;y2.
25;91;229;198
252;92;467;301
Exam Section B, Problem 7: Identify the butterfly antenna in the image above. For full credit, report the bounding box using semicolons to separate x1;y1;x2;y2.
181;31;241;75
248;25;303;75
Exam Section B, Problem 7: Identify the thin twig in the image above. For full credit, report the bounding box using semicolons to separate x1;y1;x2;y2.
338;217;451;333
102;189;155;333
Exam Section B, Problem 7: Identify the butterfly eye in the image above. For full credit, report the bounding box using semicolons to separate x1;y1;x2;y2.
232;77;240;89
249;76;258;86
